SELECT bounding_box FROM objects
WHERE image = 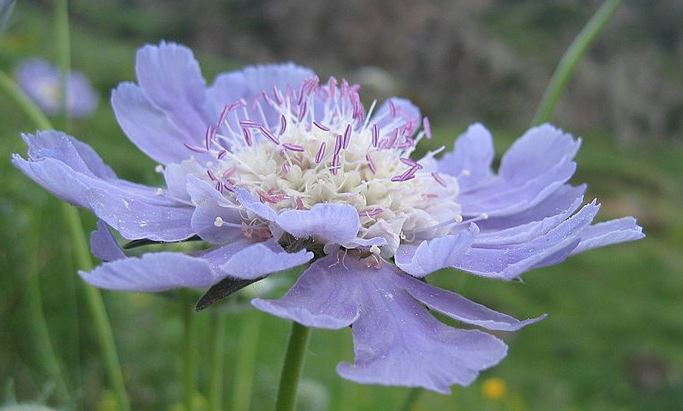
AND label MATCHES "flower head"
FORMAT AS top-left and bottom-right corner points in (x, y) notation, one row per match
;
(12, 42), (644, 394)
(16, 58), (98, 118)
